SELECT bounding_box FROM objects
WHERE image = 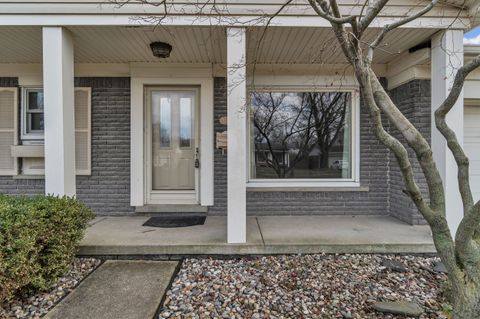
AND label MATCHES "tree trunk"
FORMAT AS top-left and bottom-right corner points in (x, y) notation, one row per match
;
(320, 150), (329, 168)
(452, 288), (480, 319)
